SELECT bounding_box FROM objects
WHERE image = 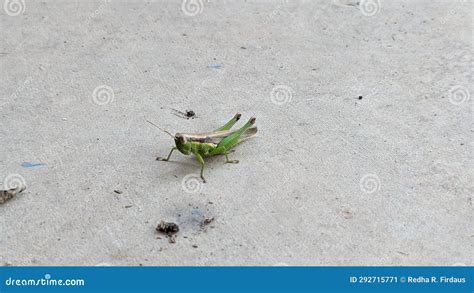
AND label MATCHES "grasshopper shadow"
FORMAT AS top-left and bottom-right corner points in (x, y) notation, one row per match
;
(156, 154), (230, 181)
